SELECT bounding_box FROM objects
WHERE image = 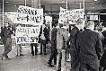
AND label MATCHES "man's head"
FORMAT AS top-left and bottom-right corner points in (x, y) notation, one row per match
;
(76, 18), (83, 25)
(85, 21), (95, 31)
(4, 22), (9, 27)
(75, 18), (85, 30)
